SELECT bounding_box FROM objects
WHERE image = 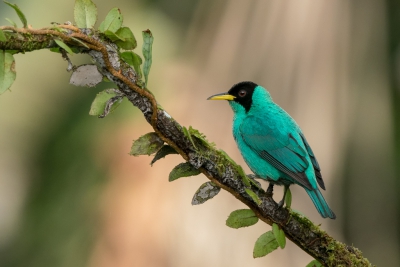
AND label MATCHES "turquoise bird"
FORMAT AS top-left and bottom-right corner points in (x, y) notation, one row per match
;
(208, 81), (335, 219)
